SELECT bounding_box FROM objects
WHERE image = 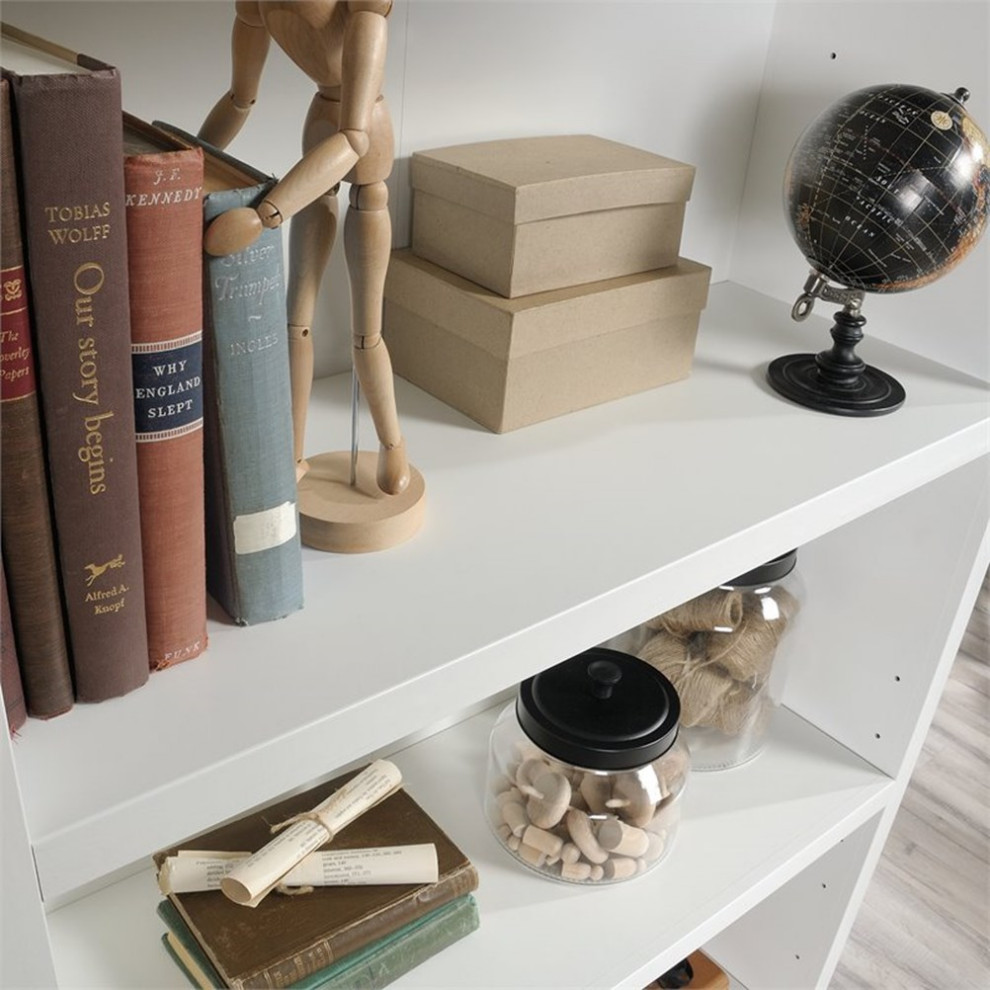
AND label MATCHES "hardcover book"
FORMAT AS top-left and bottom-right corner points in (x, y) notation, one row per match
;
(155, 121), (303, 626)
(157, 894), (480, 990)
(1, 563), (28, 735)
(3, 31), (149, 700)
(123, 114), (208, 667)
(151, 767), (480, 989)
(0, 72), (73, 717)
